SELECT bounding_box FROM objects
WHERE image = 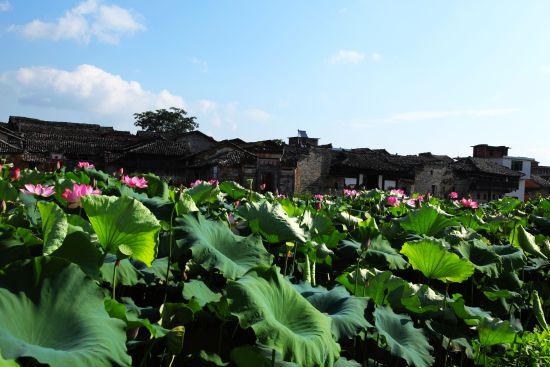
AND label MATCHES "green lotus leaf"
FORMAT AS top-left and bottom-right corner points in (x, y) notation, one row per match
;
(351, 217), (380, 243)
(373, 306), (434, 367)
(516, 225), (547, 259)
(364, 270), (408, 305)
(166, 326), (186, 355)
(51, 229), (102, 278)
(400, 237), (474, 283)
(175, 192), (199, 215)
(478, 318), (517, 346)
(400, 206), (457, 237)
(230, 345), (299, 367)
(0, 257), (131, 367)
(533, 290), (549, 331)
(186, 182), (221, 204)
(238, 201), (307, 243)
(448, 294), (493, 326)
(175, 214), (273, 279)
(335, 268), (369, 297)
(143, 173), (169, 199)
(455, 240), (501, 277)
(81, 195), (161, 266)
(334, 357), (362, 367)
(296, 284), (370, 340)
(364, 235), (408, 270)
(336, 211), (363, 227)
(182, 279), (222, 307)
(424, 320), (473, 359)
(0, 181), (17, 201)
(101, 255), (141, 286)
(219, 181), (248, 200)
(309, 213), (335, 237)
(492, 244), (526, 272)
(104, 298), (168, 338)
(0, 349), (20, 367)
(227, 267), (340, 367)
(444, 226), (482, 245)
(400, 283), (445, 314)
(38, 201), (68, 255)
(199, 350), (229, 366)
